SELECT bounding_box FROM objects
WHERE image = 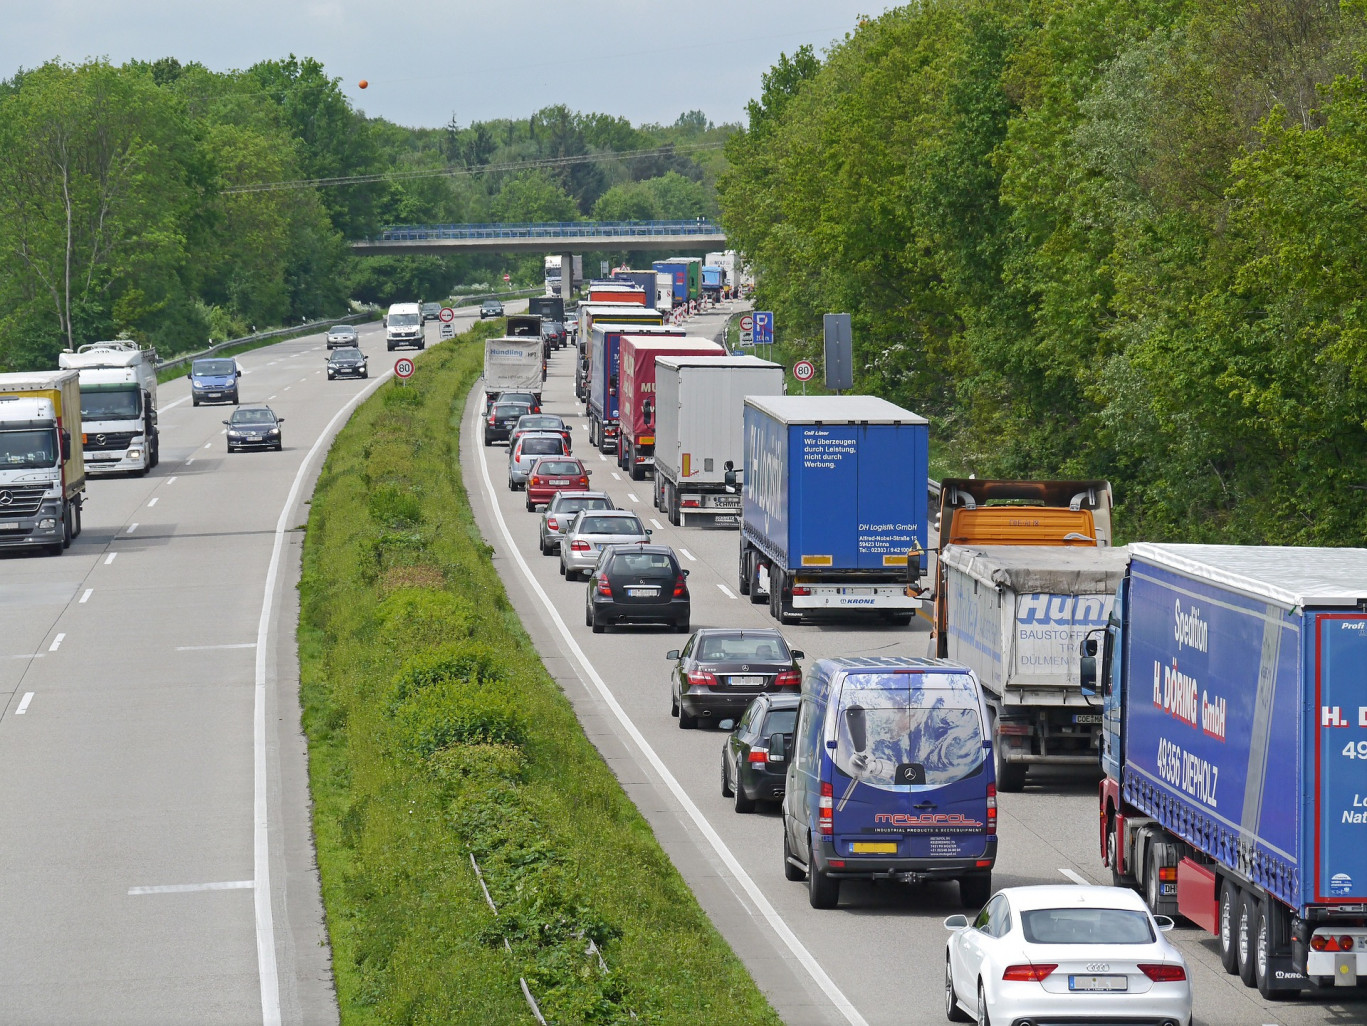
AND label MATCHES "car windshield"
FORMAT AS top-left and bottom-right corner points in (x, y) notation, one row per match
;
(330, 326), (354, 336)
(0, 428), (57, 468)
(543, 321), (563, 332)
(331, 348), (362, 359)
(696, 633), (791, 662)
(610, 551), (675, 577)
(763, 709), (799, 735)
(194, 360), (235, 376)
(519, 417), (561, 430)
(557, 496), (610, 512)
(520, 438), (563, 456)
(536, 461), (580, 475)
(232, 409), (275, 425)
(1020, 907), (1155, 945)
(580, 516), (643, 535)
(494, 404), (530, 417)
(390, 313), (419, 326)
(501, 393), (535, 404)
